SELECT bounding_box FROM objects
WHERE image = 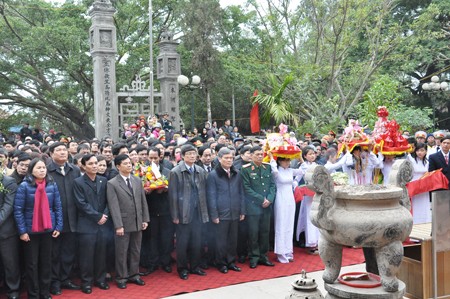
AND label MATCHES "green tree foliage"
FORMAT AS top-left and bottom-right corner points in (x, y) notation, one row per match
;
(176, 0), (223, 129)
(0, 0), (447, 138)
(0, 0), (174, 138)
(0, 0), (94, 138)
